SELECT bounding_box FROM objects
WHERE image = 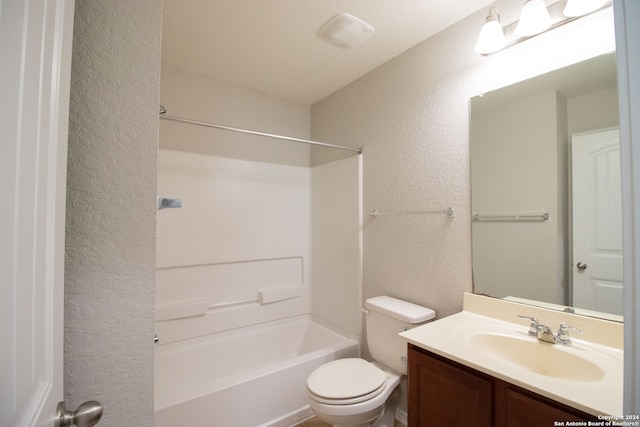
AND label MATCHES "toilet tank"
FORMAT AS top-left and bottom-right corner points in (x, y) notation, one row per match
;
(365, 296), (435, 374)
